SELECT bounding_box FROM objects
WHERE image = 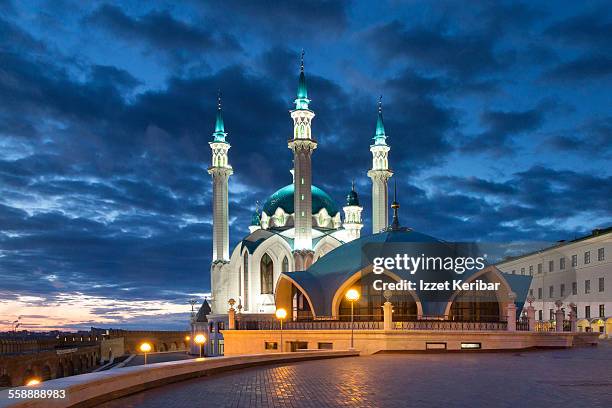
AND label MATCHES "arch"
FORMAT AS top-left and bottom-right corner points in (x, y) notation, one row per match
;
(275, 274), (316, 320)
(589, 318), (605, 334)
(444, 266), (513, 321)
(260, 253), (274, 294)
(23, 368), (34, 385)
(161, 342), (169, 352)
(330, 268), (424, 319)
(41, 365), (51, 381)
(282, 256), (289, 273)
(577, 318), (590, 332)
(605, 317), (612, 338)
